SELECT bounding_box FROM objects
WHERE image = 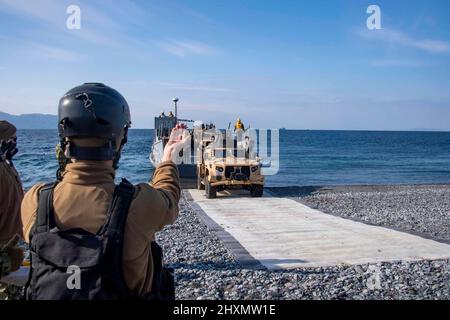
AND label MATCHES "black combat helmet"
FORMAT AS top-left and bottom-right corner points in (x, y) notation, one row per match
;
(57, 83), (131, 168)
